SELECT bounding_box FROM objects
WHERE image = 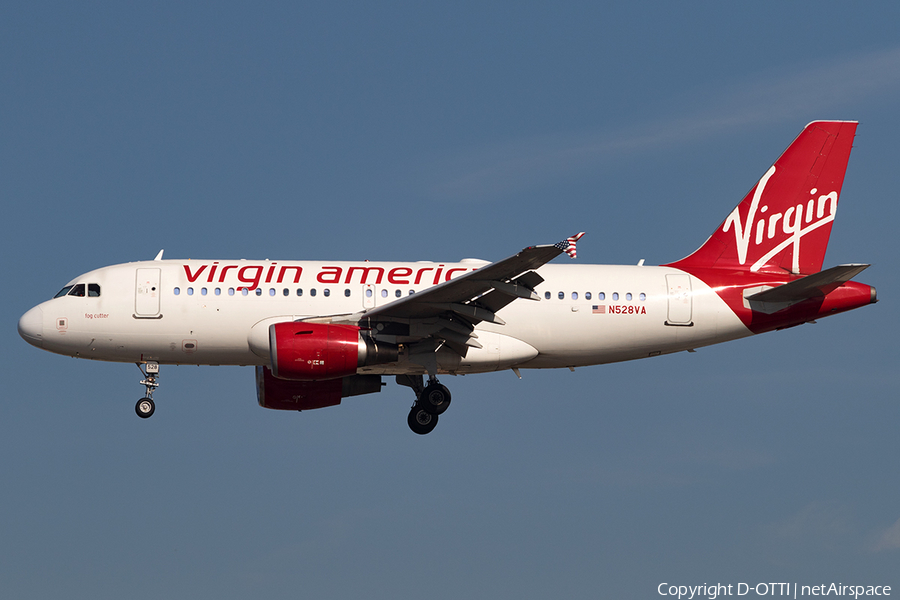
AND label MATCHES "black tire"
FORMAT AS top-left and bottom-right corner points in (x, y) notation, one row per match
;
(135, 397), (155, 419)
(419, 383), (451, 415)
(408, 405), (438, 435)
